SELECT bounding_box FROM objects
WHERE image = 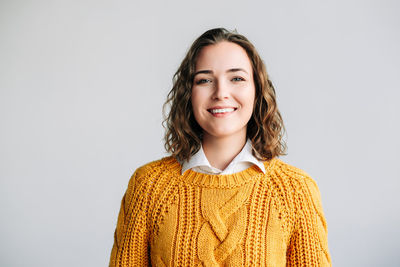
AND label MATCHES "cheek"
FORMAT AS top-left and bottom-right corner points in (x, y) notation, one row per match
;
(248, 85), (256, 107)
(190, 91), (207, 129)
(190, 90), (203, 122)
(238, 88), (256, 110)
(190, 91), (199, 112)
(191, 88), (207, 111)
